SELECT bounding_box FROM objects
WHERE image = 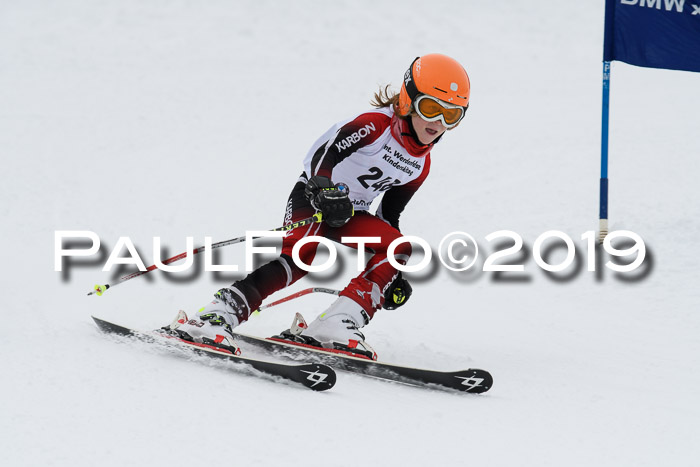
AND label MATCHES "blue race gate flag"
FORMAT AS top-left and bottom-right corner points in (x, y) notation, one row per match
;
(604, 0), (700, 73)
(598, 0), (700, 242)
